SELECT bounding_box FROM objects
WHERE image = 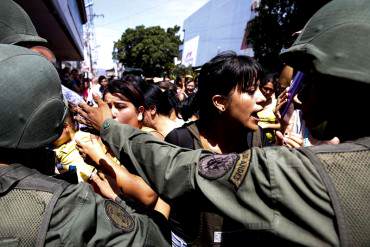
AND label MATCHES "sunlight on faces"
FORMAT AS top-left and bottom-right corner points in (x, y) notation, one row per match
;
(225, 84), (266, 131)
(104, 92), (141, 128)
